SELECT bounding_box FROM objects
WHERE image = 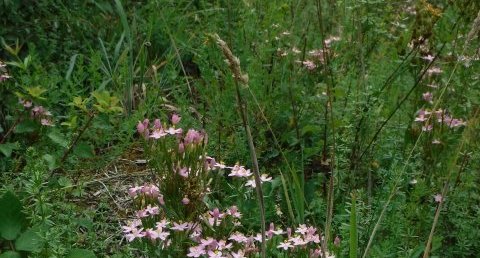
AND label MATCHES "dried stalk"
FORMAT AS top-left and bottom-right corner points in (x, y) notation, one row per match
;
(213, 34), (266, 258)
